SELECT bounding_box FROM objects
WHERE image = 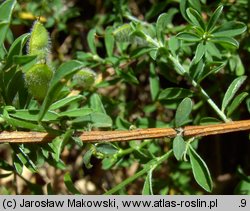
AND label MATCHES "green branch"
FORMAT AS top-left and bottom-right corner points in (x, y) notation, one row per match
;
(104, 150), (173, 195)
(168, 55), (229, 122)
